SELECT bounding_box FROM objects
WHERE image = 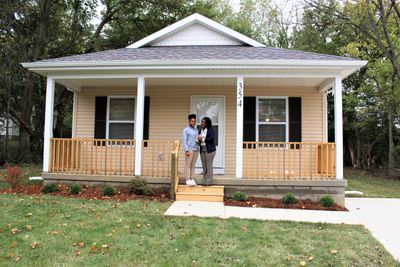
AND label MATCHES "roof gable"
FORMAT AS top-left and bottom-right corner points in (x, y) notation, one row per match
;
(126, 13), (265, 48)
